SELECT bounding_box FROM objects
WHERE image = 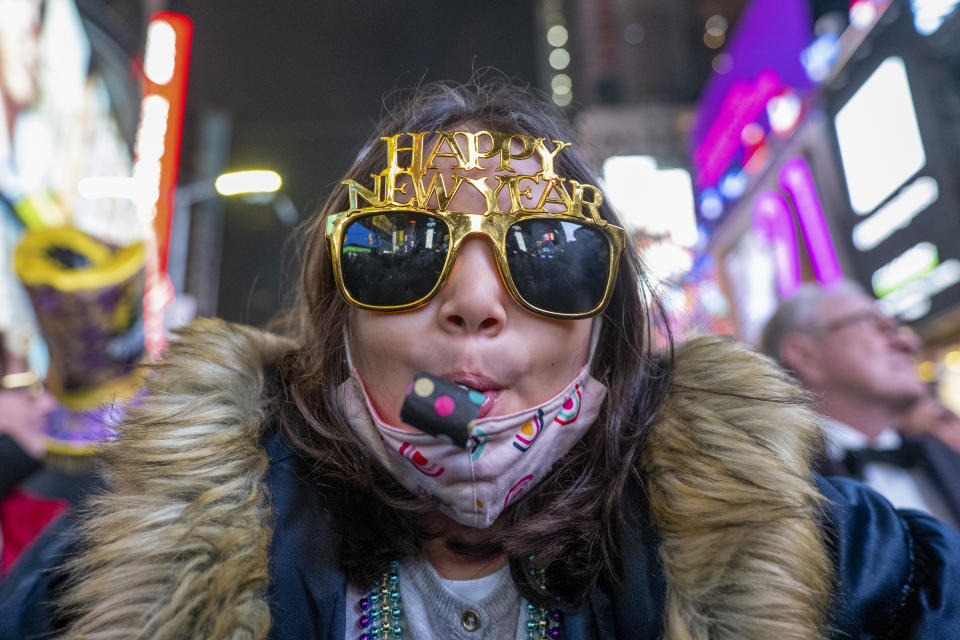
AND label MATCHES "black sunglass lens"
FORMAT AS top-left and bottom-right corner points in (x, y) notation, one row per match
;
(505, 219), (610, 314)
(340, 213), (450, 306)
